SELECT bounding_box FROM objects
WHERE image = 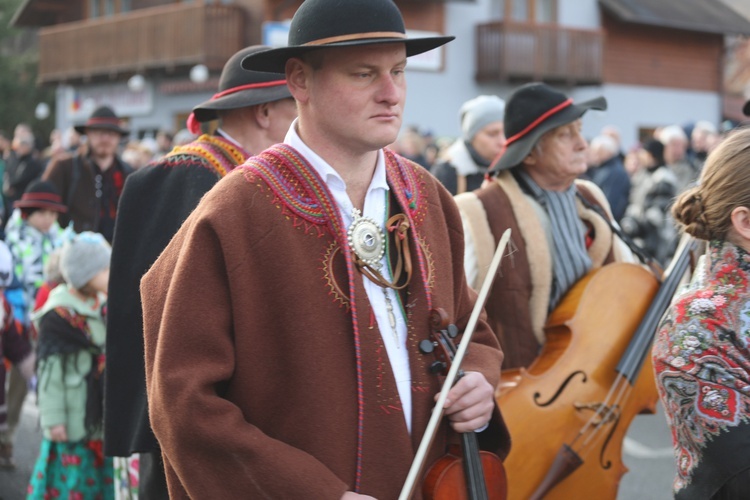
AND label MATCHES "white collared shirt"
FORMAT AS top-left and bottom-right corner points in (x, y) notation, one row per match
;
(284, 120), (413, 433)
(216, 128), (244, 151)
